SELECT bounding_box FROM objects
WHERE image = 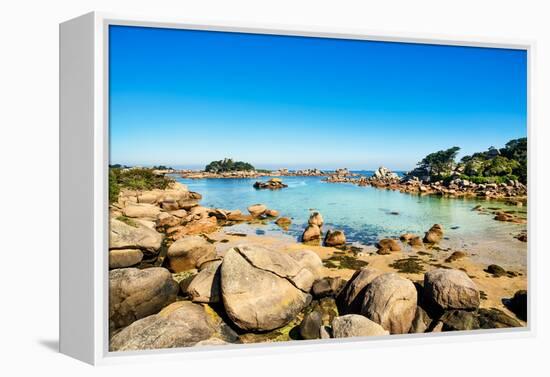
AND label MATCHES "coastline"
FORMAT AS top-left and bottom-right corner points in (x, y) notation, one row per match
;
(108, 178), (527, 350)
(171, 166), (527, 201)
